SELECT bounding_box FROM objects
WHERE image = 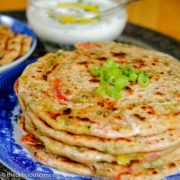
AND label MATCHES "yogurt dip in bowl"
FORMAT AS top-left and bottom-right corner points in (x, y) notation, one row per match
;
(27, 0), (127, 45)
